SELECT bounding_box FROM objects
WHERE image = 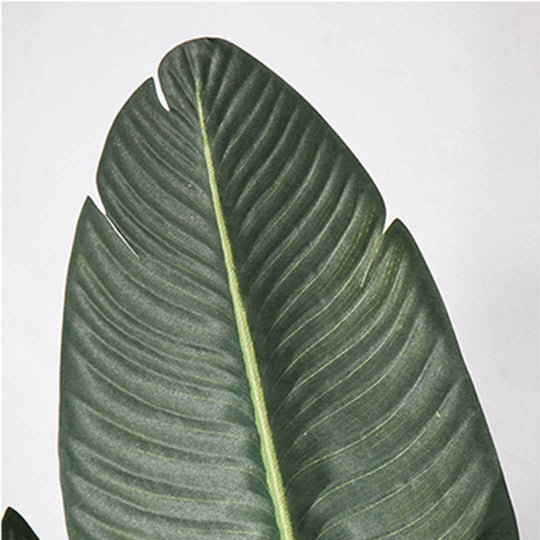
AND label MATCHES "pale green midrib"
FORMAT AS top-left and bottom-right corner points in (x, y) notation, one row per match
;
(196, 88), (295, 540)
